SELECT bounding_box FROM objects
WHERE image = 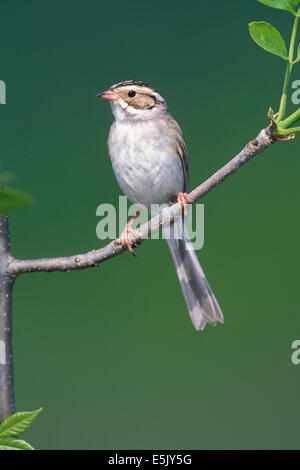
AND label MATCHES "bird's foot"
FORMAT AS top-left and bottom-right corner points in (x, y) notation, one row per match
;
(175, 192), (192, 217)
(118, 211), (141, 256)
